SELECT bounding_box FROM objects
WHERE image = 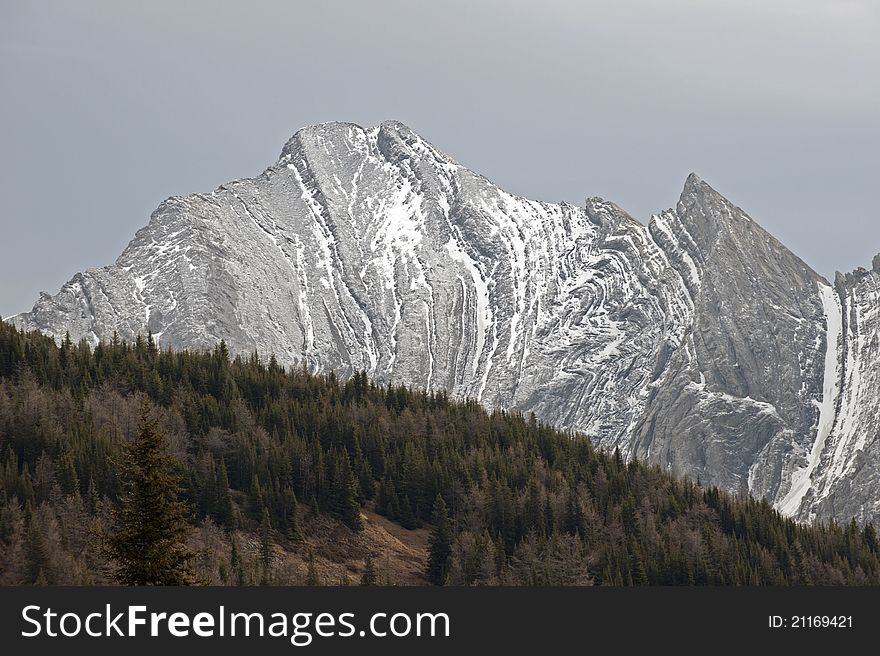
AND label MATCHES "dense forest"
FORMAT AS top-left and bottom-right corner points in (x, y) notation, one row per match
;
(1, 319), (879, 585)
